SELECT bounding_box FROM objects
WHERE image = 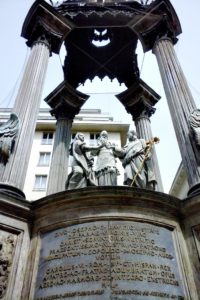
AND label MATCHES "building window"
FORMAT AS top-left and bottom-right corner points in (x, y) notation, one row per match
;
(34, 175), (47, 190)
(90, 133), (99, 145)
(42, 132), (53, 145)
(38, 152), (51, 166)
